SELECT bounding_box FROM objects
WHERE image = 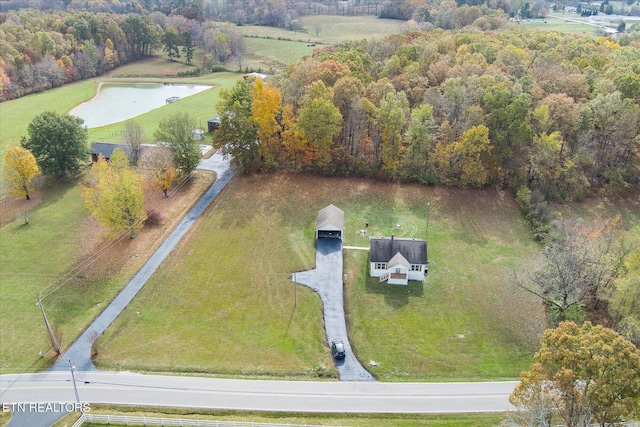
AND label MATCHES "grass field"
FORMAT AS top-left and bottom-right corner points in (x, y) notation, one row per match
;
(53, 406), (506, 427)
(0, 64), (238, 372)
(96, 174), (545, 380)
(239, 15), (405, 45)
(0, 169), (215, 373)
(520, 15), (606, 35)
